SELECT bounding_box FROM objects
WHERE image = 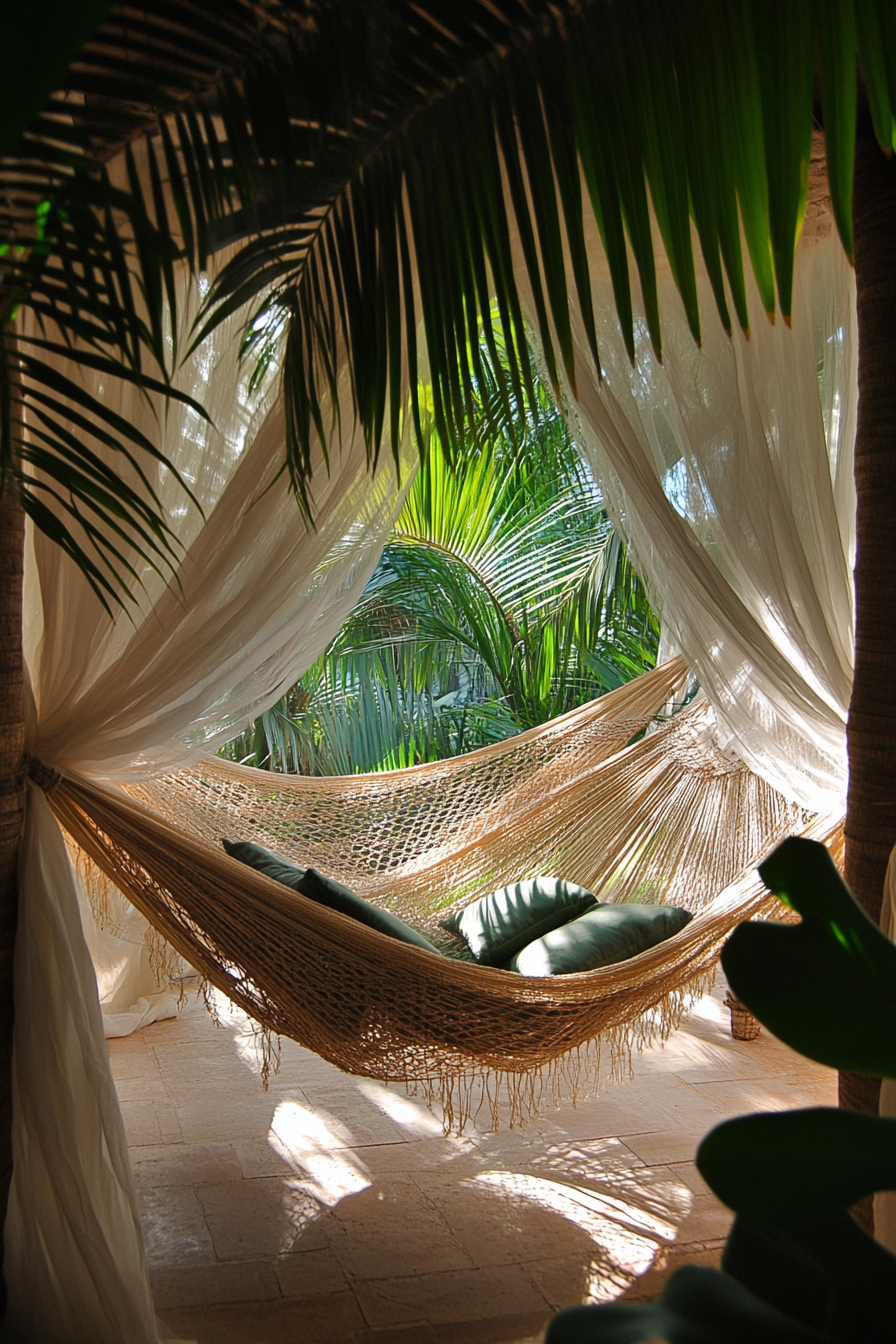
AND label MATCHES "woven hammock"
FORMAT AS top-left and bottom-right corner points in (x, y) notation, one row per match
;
(42, 657), (840, 1129)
